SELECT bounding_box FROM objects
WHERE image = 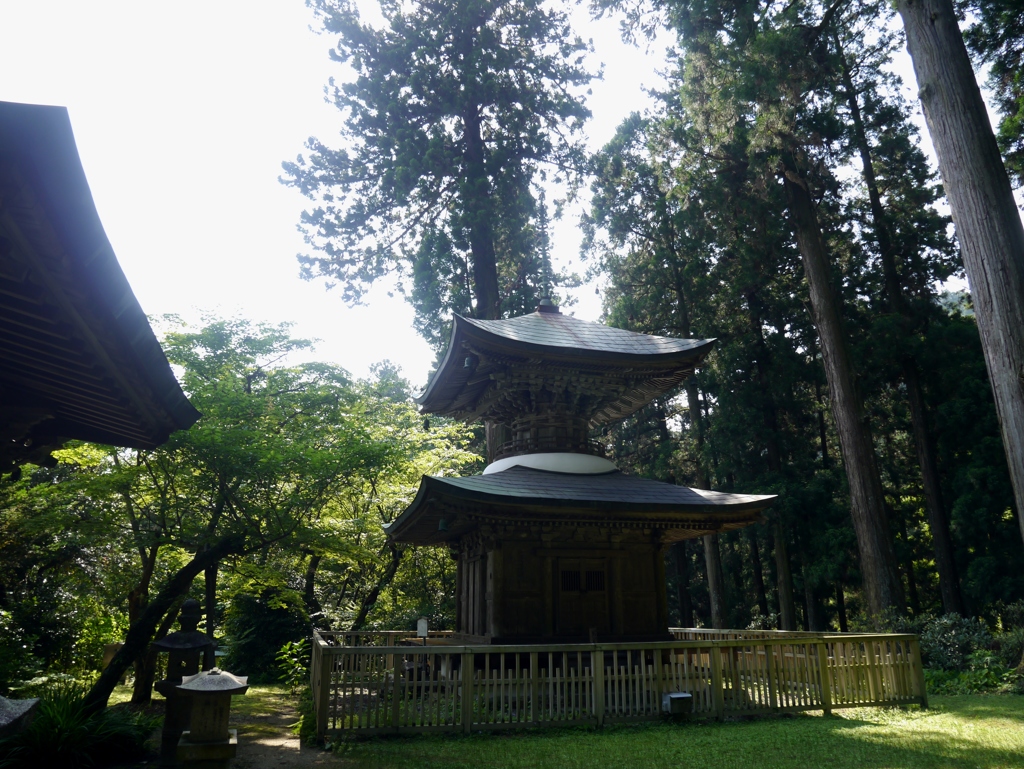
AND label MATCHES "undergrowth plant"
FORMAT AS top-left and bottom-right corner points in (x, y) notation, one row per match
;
(0, 677), (158, 769)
